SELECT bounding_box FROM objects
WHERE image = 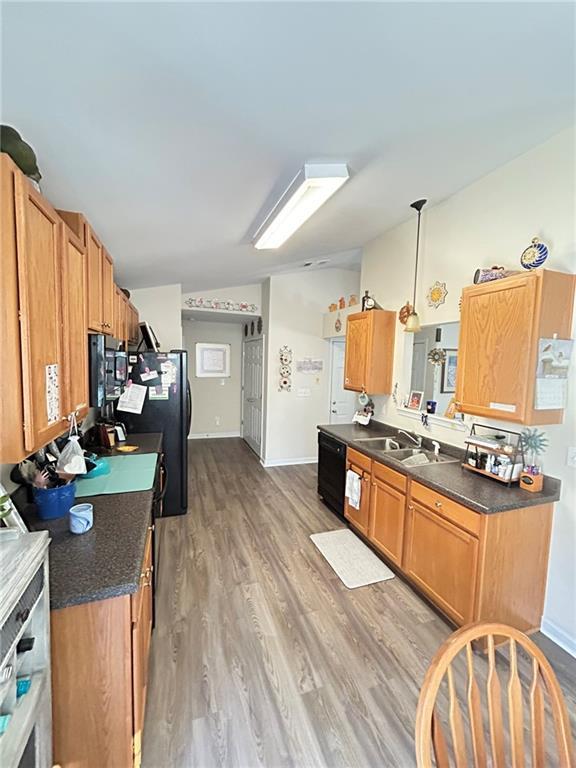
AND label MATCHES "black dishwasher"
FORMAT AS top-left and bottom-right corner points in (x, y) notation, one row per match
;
(317, 431), (347, 517)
